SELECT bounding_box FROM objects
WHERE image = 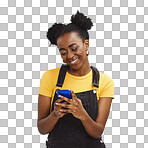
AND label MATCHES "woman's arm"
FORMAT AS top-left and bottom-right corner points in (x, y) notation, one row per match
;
(37, 94), (67, 134)
(80, 97), (112, 139)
